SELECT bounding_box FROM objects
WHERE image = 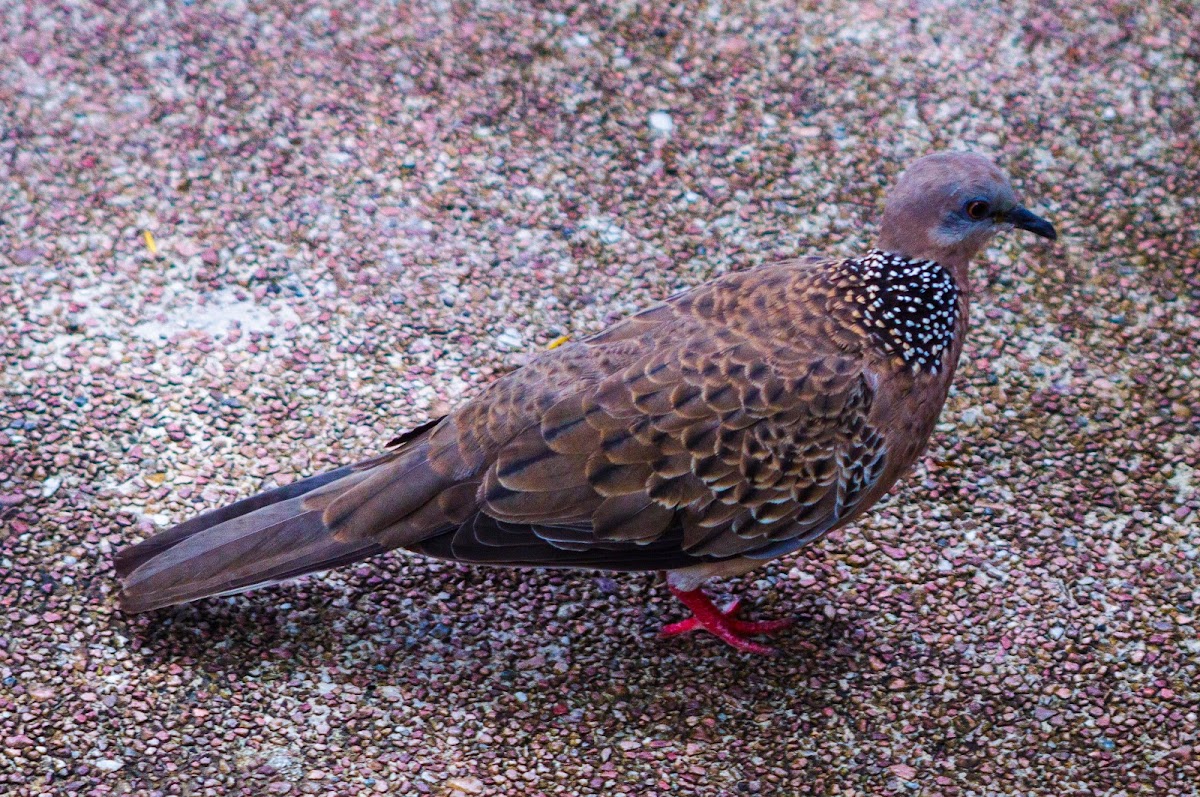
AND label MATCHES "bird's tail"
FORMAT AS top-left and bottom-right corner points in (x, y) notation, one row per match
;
(114, 454), (397, 614)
